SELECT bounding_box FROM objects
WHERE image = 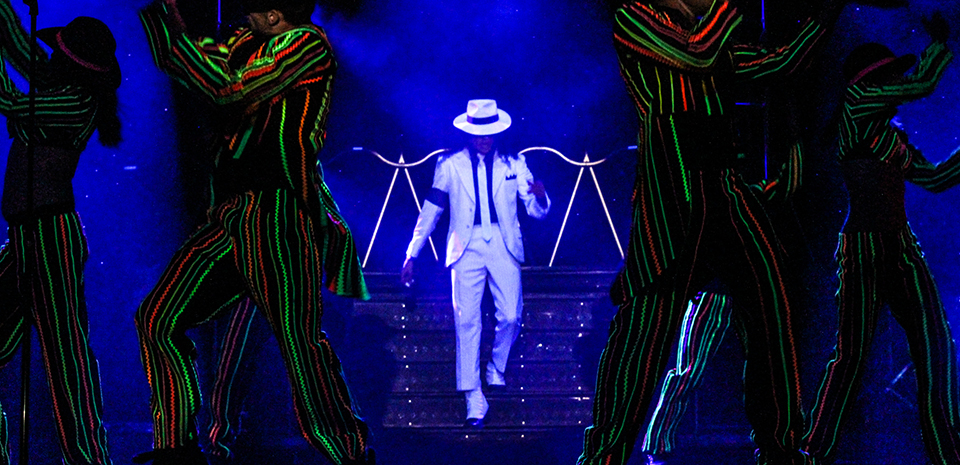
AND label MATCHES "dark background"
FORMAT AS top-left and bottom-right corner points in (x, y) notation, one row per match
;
(0, 0), (958, 463)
